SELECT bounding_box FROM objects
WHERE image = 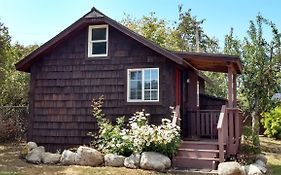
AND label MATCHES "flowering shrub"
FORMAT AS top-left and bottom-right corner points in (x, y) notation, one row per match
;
(89, 96), (181, 157)
(89, 96), (133, 156)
